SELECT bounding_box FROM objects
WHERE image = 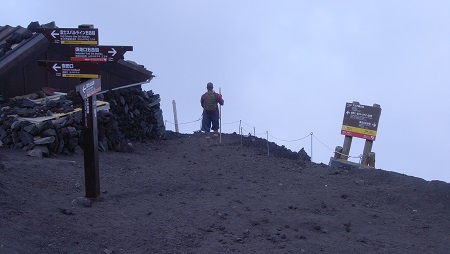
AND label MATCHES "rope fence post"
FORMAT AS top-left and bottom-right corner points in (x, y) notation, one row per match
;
(240, 127), (243, 146)
(266, 131), (269, 156)
(310, 132), (313, 161)
(239, 120), (241, 136)
(172, 100), (179, 133)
